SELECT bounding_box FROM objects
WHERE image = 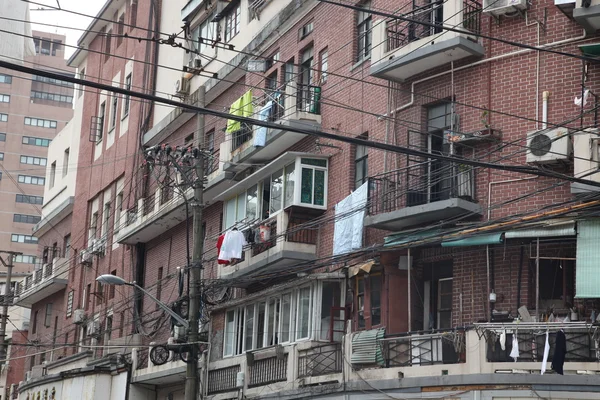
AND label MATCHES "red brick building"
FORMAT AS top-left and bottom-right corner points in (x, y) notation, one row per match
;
(17, 0), (600, 398)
